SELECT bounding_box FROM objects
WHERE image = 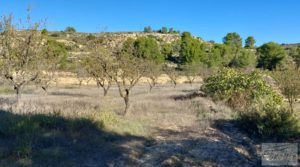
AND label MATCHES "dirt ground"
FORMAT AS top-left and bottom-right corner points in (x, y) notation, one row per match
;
(0, 83), (294, 167)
